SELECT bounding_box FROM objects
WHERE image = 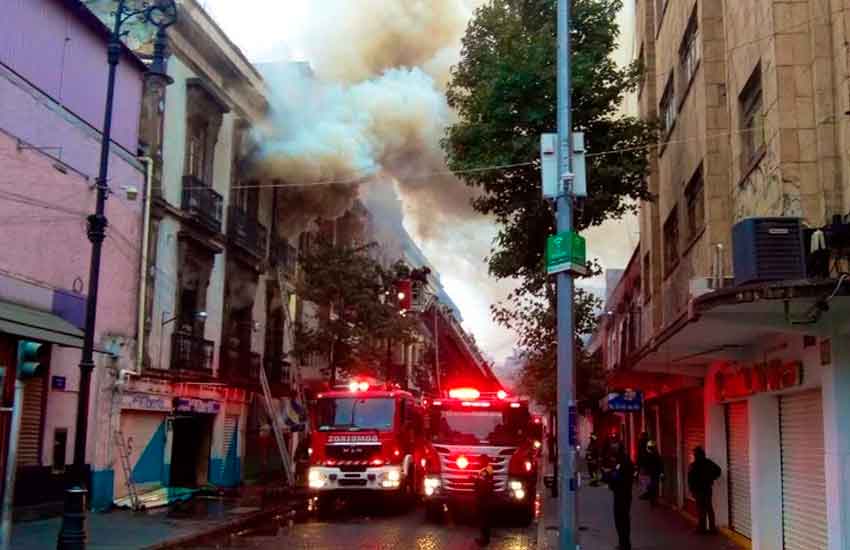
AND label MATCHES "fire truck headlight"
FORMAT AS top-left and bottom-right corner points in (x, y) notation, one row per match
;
(308, 469), (327, 489)
(387, 468), (401, 482)
(524, 461), (533, 472)
(534, 440), (542, 450)
(424, 477), (440, 496)
(509, 480), (526, 500)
